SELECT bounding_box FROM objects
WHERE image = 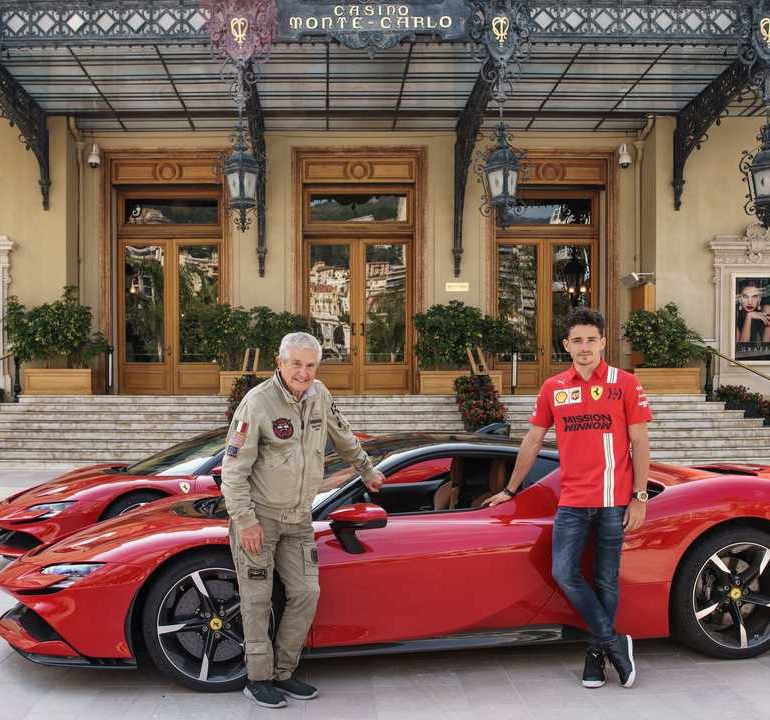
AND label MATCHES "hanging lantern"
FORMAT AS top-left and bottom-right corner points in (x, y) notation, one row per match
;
(224, 121), (260, 233)
(741, 121), (770, 228)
